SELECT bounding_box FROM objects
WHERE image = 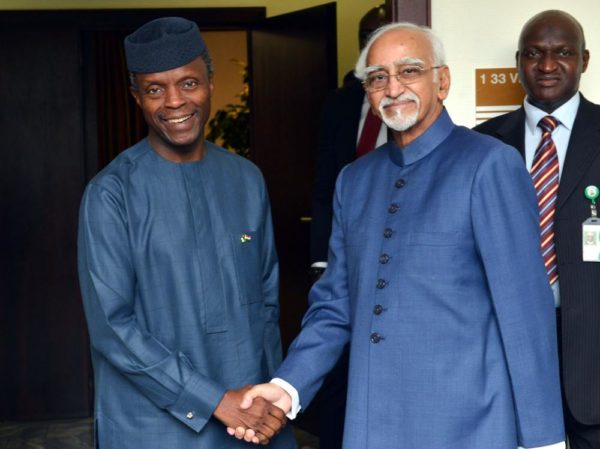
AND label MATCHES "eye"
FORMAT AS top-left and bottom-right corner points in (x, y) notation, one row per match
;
(182, 79), (199, 89)
(370, 72), (388, 82)
(522, 49), (541, 58)
(145, 86), (163, 96)
(400, 65), (423, 77)
(557, 48), (574, 57)
(366, 72), (388, 86)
